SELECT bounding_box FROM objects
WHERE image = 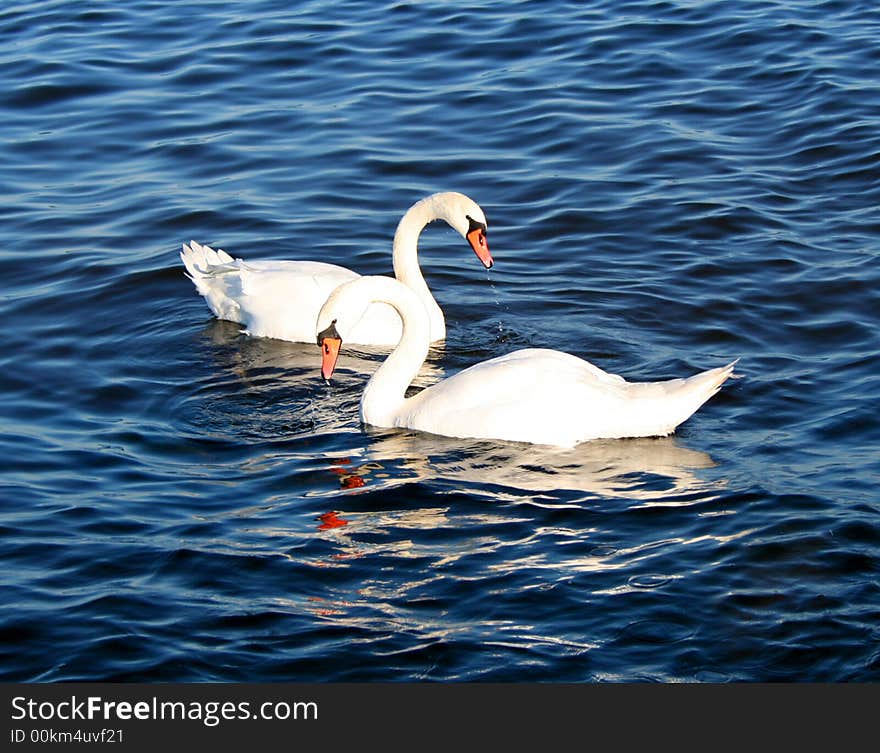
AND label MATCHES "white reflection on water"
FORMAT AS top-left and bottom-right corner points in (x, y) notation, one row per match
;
(318, 428), (727, 503)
